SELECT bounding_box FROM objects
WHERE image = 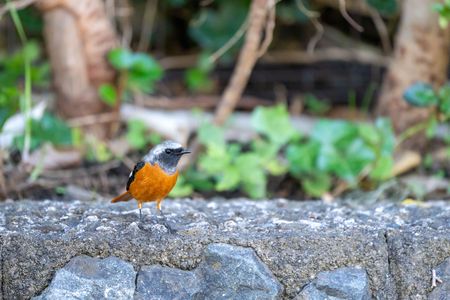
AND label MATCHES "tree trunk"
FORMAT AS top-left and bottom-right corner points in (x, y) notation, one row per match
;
(36, 0), (118, 139)
(376, 0), (450, 149)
